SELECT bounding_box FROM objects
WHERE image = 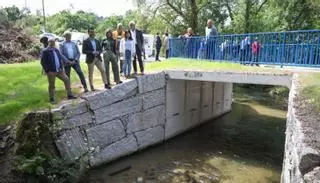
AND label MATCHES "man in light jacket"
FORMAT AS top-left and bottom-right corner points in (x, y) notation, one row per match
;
(59, 32), (88, 92)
